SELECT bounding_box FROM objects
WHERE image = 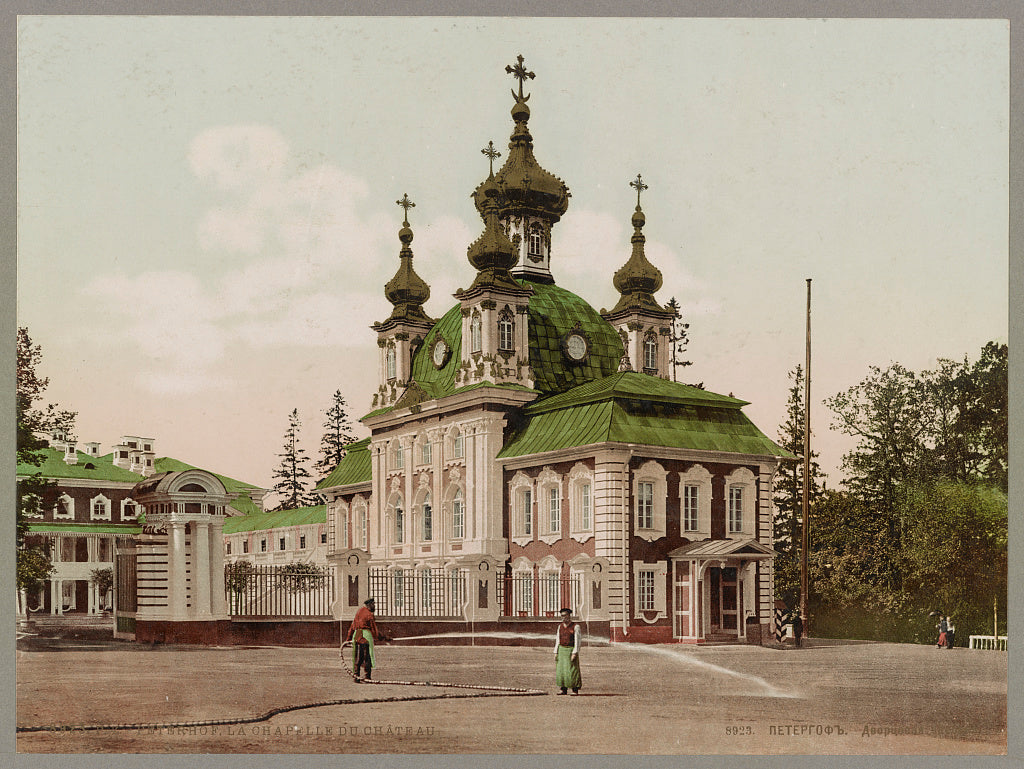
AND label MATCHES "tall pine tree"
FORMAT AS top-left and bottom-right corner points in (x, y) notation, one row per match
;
(316, 389), (355, 479)
(271, 408), (316, 511)
(665, 296), (693, 383)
